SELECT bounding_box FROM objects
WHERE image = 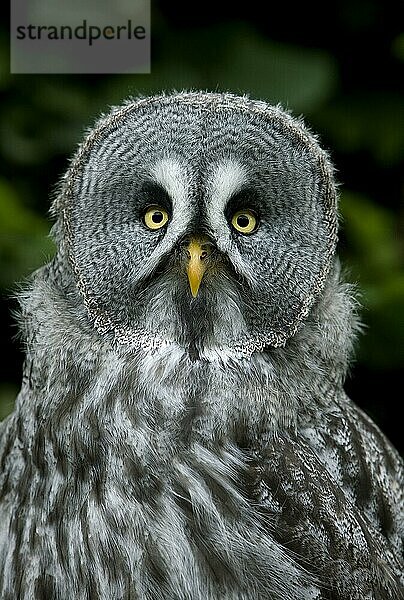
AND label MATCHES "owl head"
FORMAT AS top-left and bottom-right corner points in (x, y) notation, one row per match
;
(51, 92), (338, 358)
